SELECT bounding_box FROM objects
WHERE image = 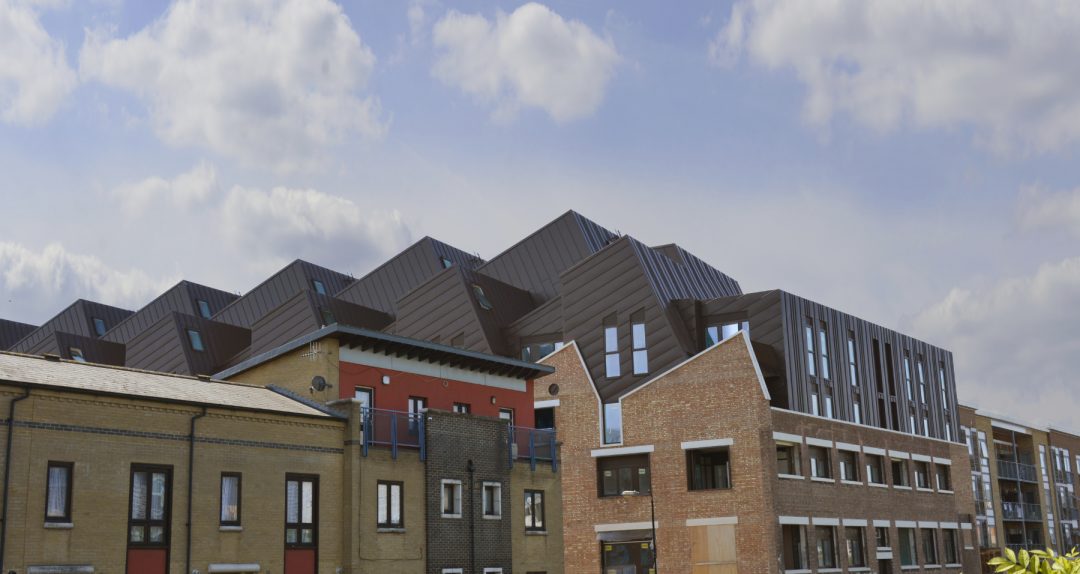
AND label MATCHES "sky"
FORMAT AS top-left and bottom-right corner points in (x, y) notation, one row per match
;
(2, 0), (1080, 428)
